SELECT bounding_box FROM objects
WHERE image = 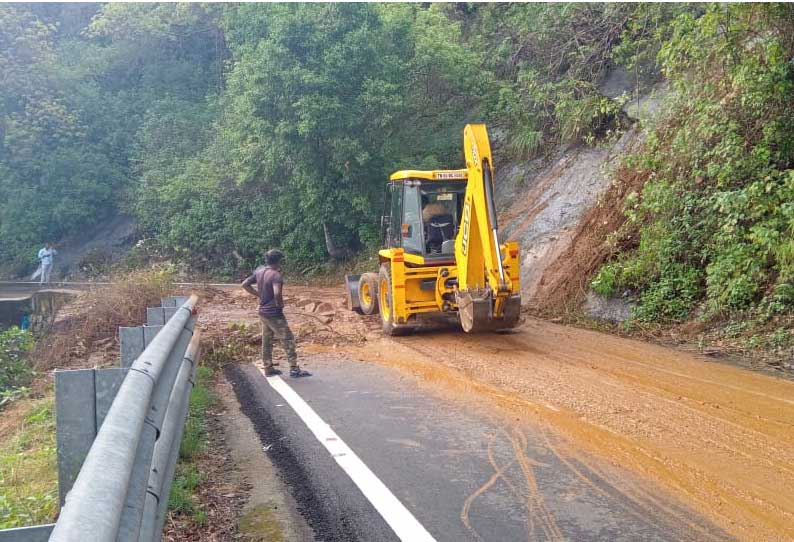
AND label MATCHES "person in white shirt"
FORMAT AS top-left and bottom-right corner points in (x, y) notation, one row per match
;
(37, 243), (57, 284)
